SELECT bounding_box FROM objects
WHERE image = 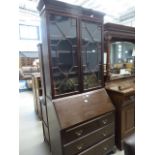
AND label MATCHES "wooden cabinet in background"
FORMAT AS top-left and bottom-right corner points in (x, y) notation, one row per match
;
(38, 44), (51, 150)
(32, 74), (42, 119)
(121, 101), (135, 138)
(103, 23), (135, 81)
(104, 23), (135, 150)
(106, 85), (135, 150)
